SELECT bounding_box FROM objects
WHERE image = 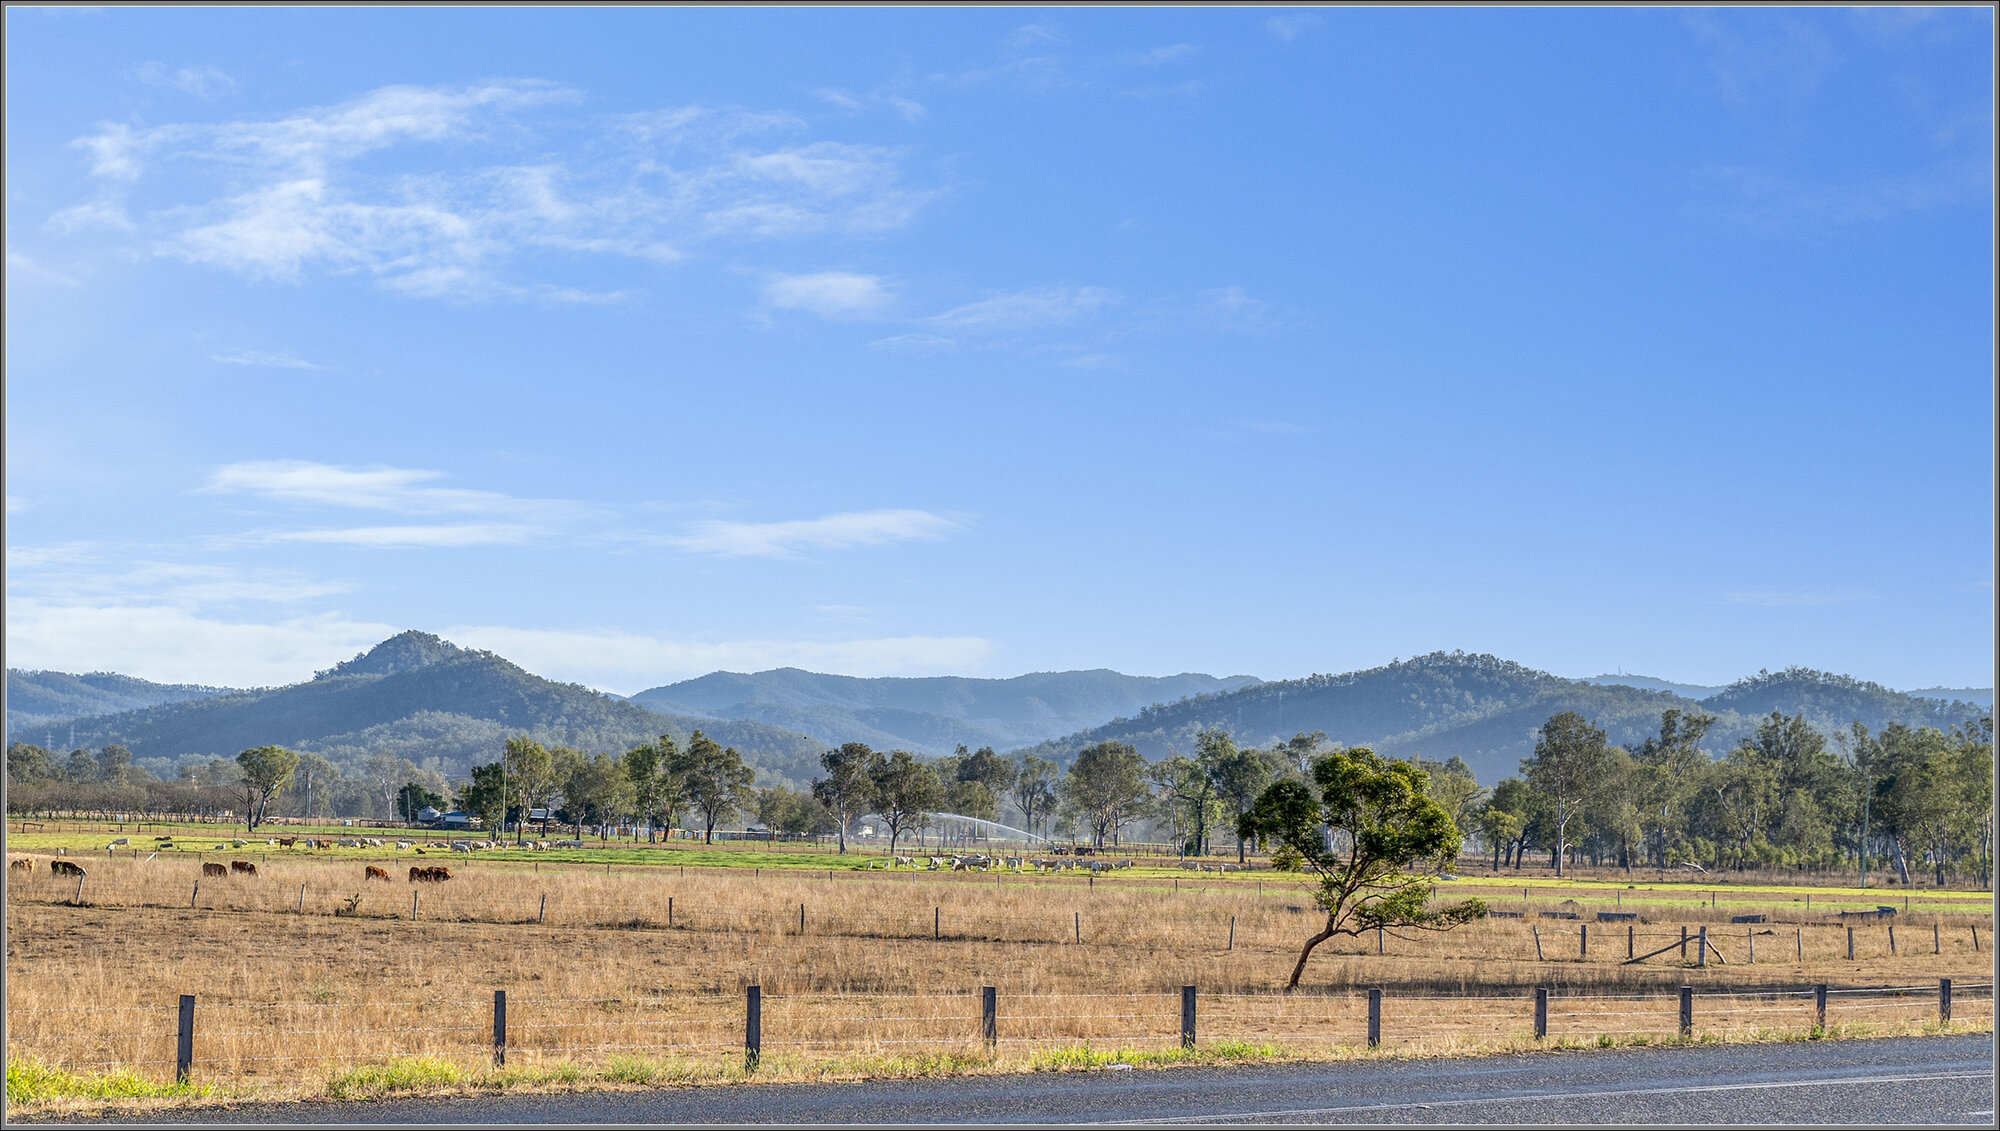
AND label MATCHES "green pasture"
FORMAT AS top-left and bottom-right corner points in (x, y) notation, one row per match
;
(6, 819), (1992, 916)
